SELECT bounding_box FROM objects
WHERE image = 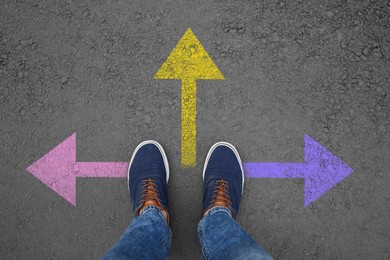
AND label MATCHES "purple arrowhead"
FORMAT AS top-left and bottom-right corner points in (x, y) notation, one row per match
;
(26, 133), (128, 206)
(244, 134), (353, 207)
